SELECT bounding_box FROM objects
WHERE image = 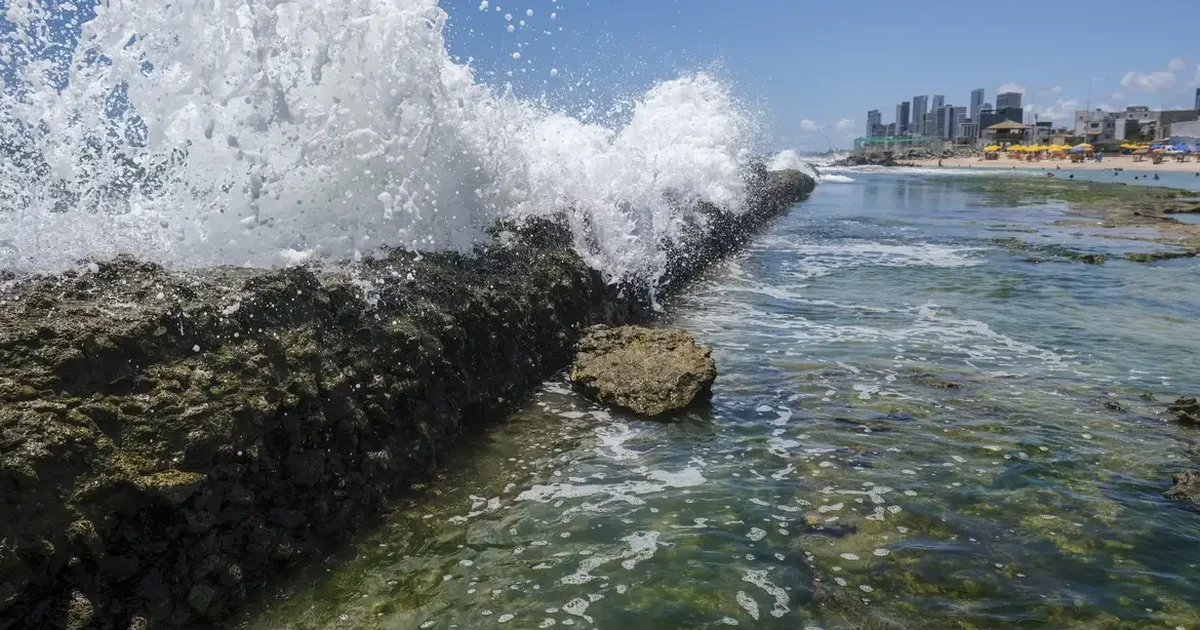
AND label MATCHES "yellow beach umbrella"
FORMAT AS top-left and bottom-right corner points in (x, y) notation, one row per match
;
(1074, 143), (1094, 150)
(984, 145), (1000, 152)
